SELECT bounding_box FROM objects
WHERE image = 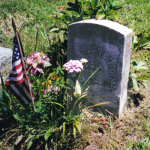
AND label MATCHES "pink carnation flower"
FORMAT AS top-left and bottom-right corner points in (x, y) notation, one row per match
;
(63, 60), (84, 73)
(26, 51), (50, 76)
